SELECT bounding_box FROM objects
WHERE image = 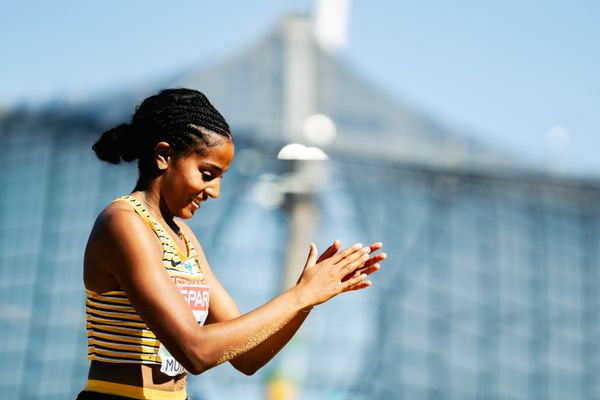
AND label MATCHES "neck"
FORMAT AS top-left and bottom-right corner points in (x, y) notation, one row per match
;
(131, 186), (176, 229)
